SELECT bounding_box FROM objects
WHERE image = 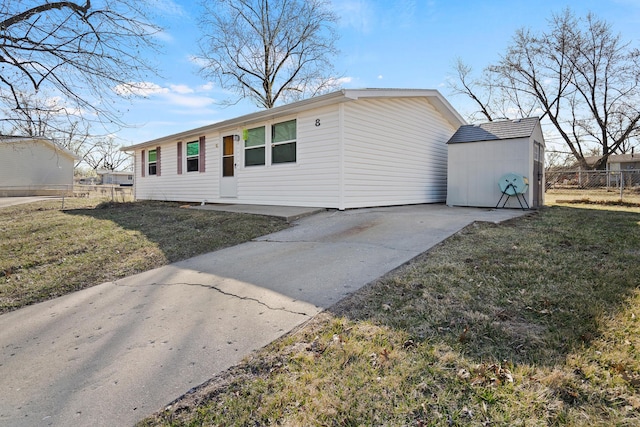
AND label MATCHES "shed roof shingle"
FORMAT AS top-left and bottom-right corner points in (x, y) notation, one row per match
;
(448, 117), (539, 144)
